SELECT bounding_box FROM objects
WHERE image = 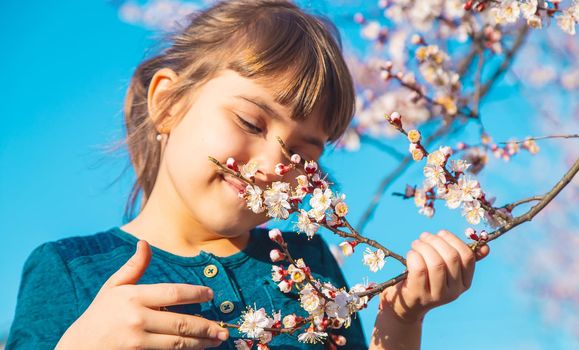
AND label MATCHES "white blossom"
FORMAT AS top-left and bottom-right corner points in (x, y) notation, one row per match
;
(557, 10), (576, 35)
(497, 0), (521, 24)
(234, 339), (253, 350)
(458, 176), (482, 202)
(245, 185), (264, 214)
(520, 0), (538, 20)
(263, 181), (291, 219)
(300, 284), (323, 313)
(462, 200), (486, 225)
(271, 265), (284, 282)
(278, 280), (292, 293)
(296, 209), (320, 238)
(309, 188), (333, 212)
(282, 314), (298, 328)
(444, 183), (463, 209)
(288, 264), (306, 283)
(450, 159), (470, 173)
(324, 290), (355, 324)
(419, 205), (435, 218)
(297, 329), (328, 344)
(361, 20), (381, 40)
(239, 160), (260, 179)
(444, 0), (465, 19)
(239, 307), (271, 338)
(349, 283), (370, 310)
(414, 187), (427, 208)
(423, 164), (447, 189)
(362, 248), (386, 272)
